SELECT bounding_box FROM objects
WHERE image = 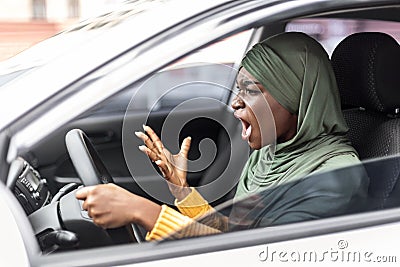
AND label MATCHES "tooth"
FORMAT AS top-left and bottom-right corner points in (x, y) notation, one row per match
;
(246, 125), (252, 137)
